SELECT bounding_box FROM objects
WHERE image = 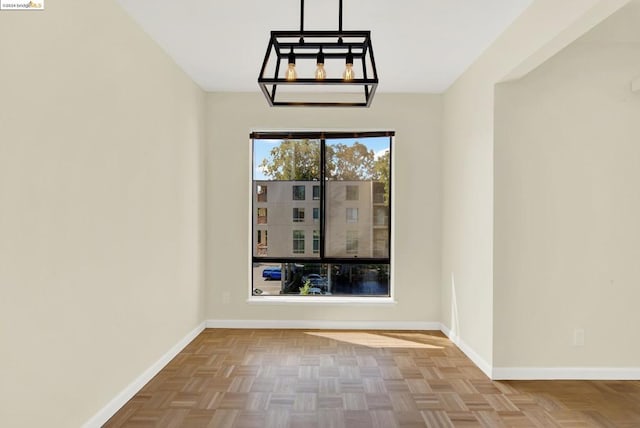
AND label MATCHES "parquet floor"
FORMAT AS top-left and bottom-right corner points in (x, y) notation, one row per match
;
(104, 329), (640, 427)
